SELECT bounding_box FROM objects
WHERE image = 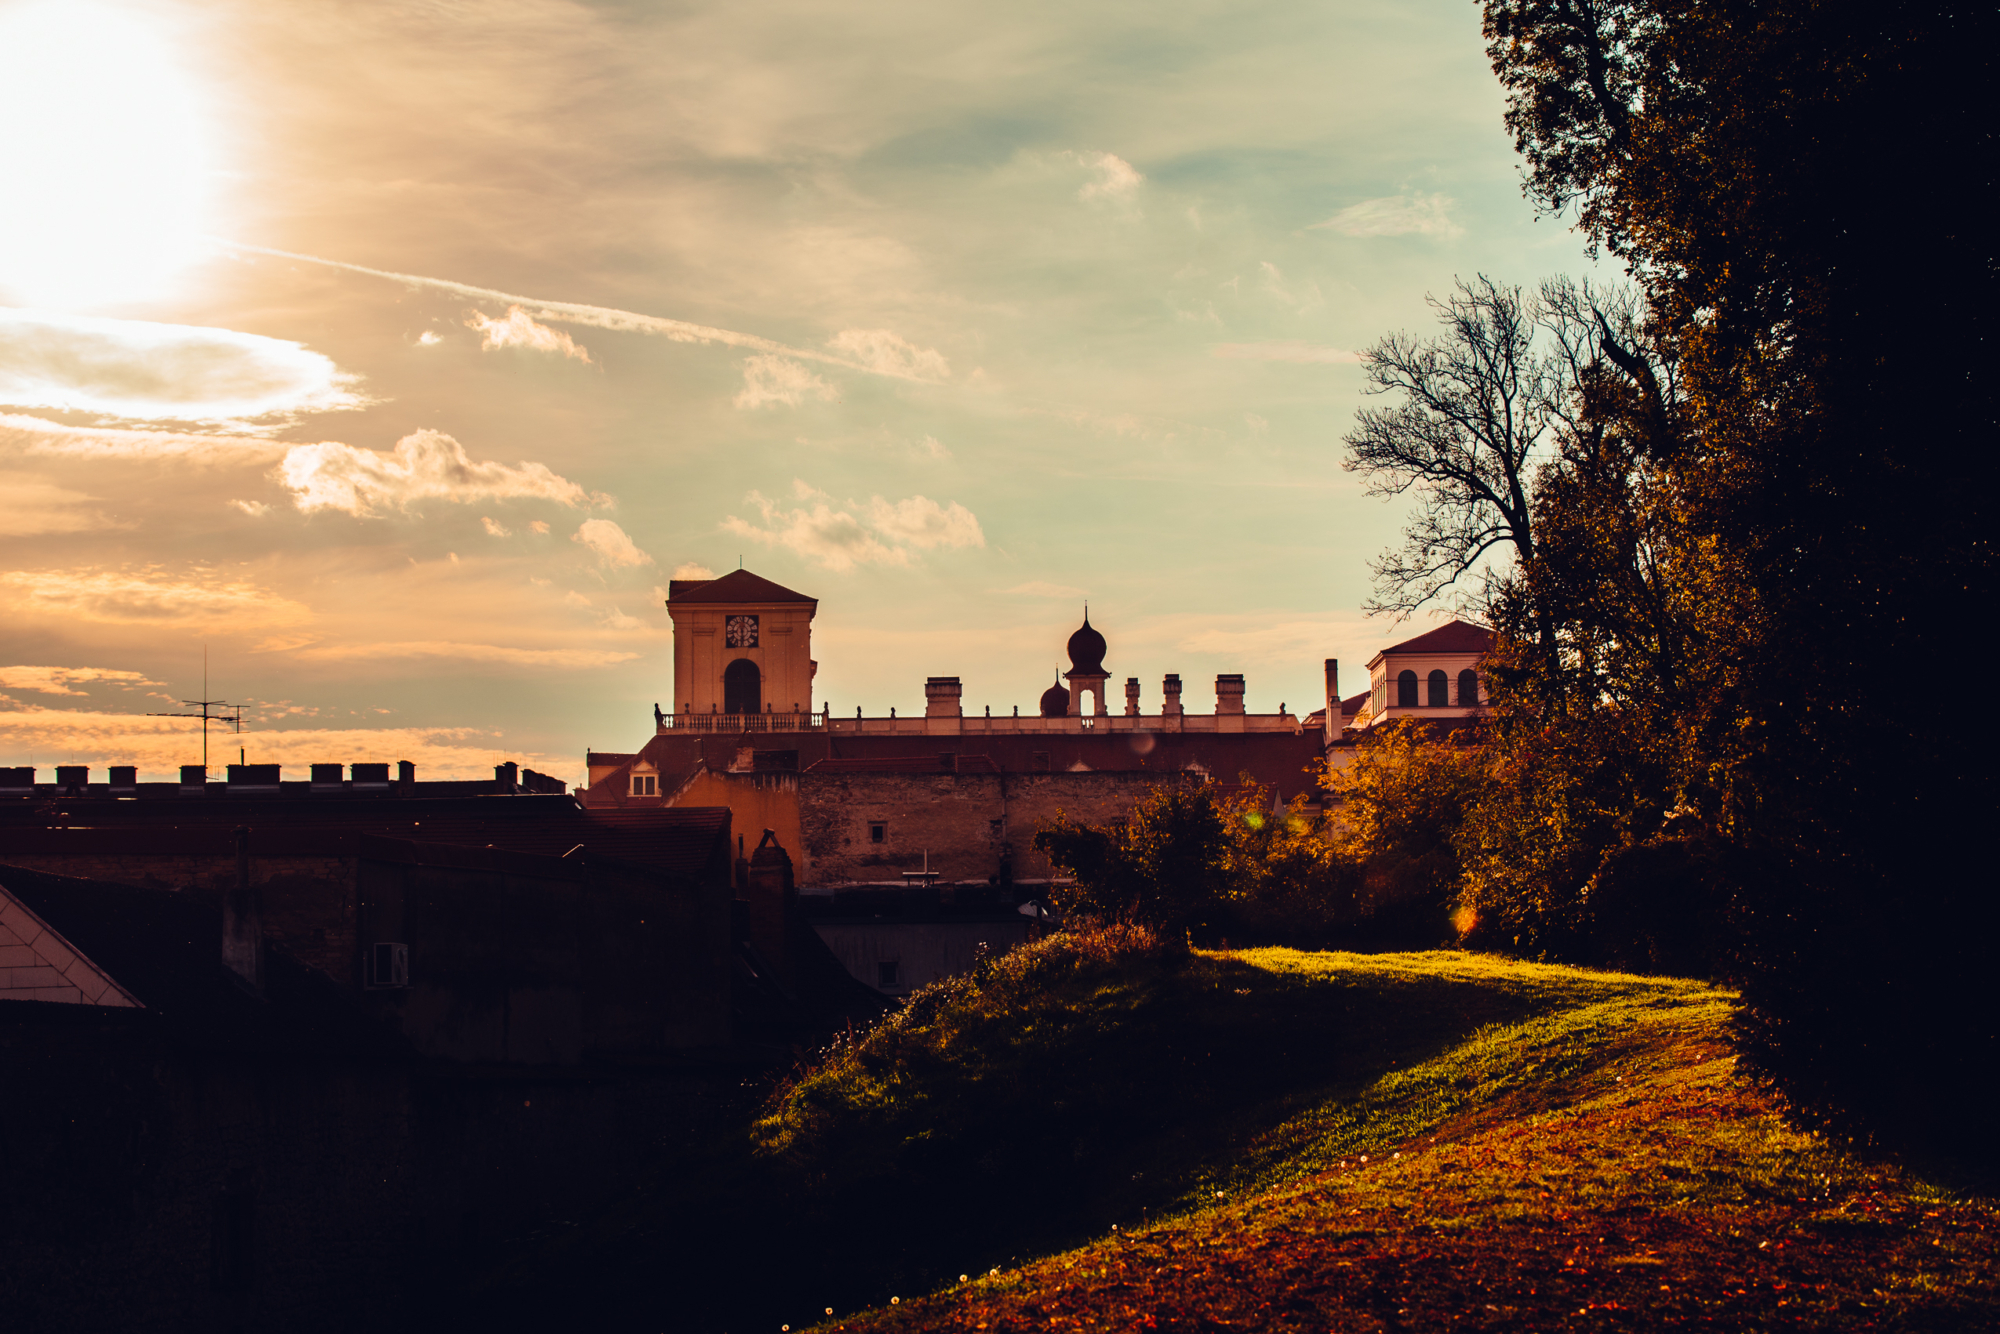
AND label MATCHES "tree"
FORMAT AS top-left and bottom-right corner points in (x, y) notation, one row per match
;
(1481, 0), (1999, 1172)
(1343, 275), (1556, 622)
